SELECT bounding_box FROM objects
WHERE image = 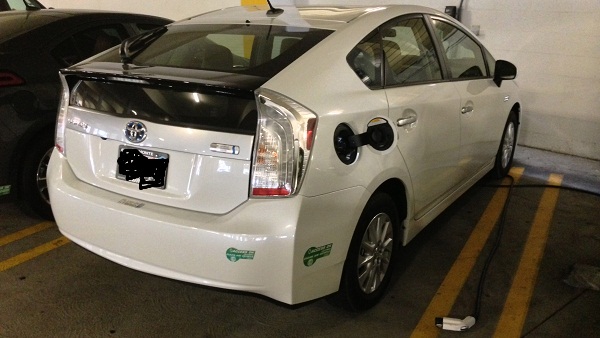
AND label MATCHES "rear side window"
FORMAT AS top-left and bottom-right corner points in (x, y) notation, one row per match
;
(431, 19), (487, 79)
(5, 0), (43, 10)
(348, 16), (443, 89)
(346, 30), (383, 89)
(381, 17), (442, 86)
(6, 0), (27, 10)
(102, 24), (332, 77)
